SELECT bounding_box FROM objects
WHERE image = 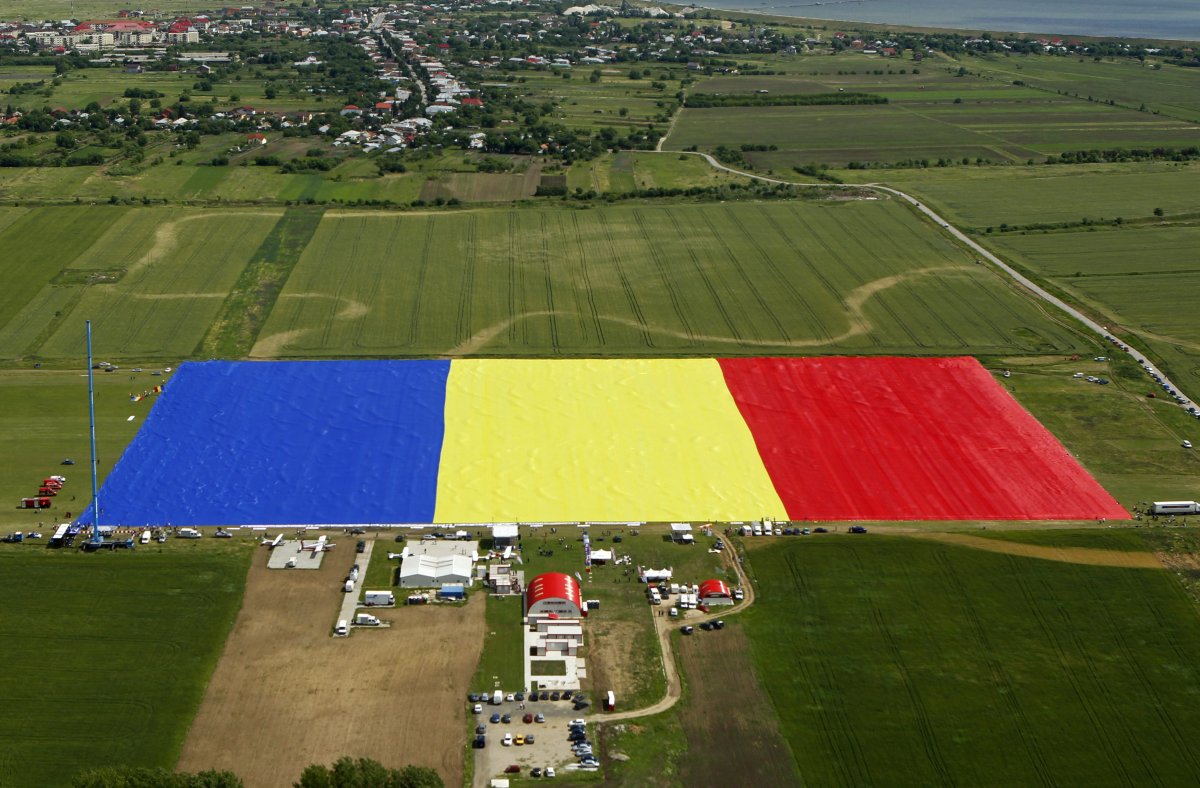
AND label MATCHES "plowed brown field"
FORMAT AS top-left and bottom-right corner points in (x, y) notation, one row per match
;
(176, 545), (484, 787)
